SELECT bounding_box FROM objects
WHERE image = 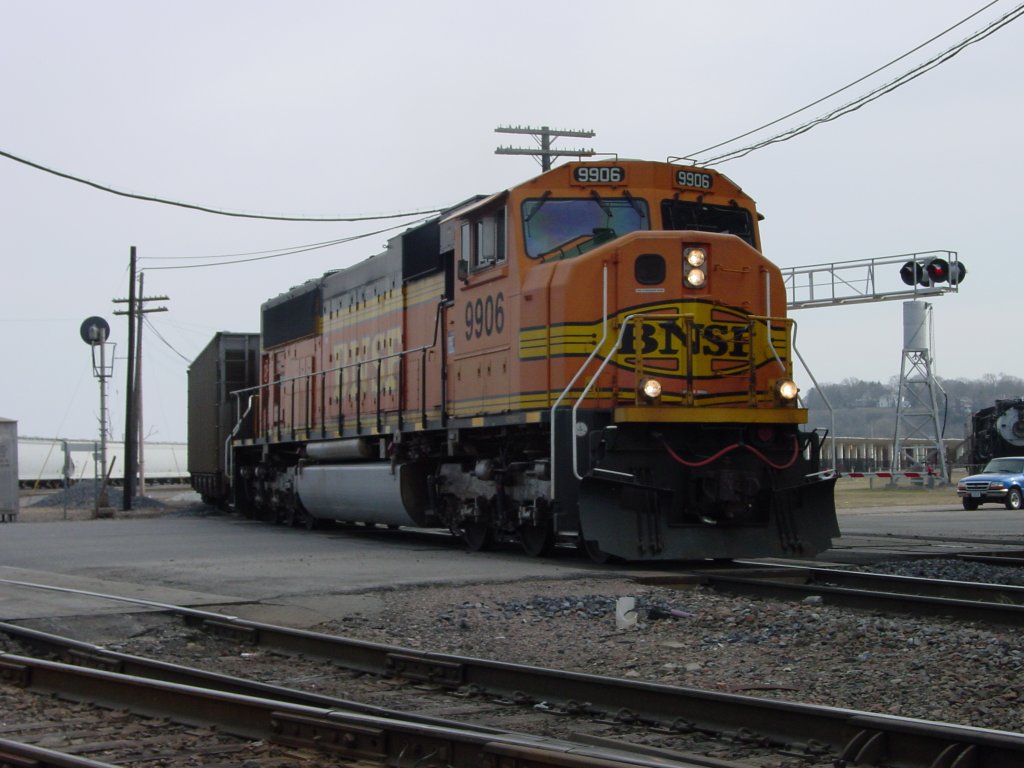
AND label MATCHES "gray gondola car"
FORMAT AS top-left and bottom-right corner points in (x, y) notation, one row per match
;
(187, 332), (260, 503)
(0, 418), (18, 521)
